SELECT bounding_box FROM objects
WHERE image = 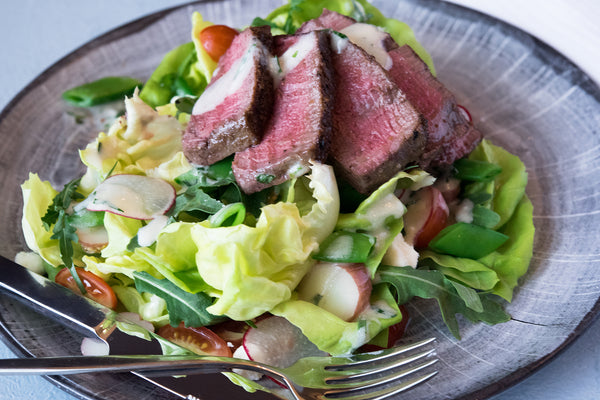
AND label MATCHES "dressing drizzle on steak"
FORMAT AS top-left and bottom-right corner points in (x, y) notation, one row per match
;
(299, 10), (482, 173)
(182, 10), (484, 196)
(232, 31), (335, 194)
(182, 26), (275, 166)
(327, 34), (426, 193)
